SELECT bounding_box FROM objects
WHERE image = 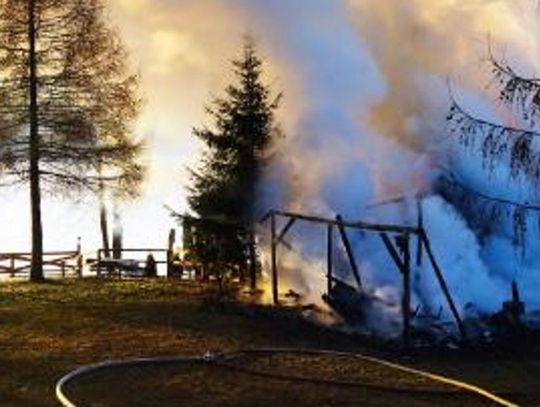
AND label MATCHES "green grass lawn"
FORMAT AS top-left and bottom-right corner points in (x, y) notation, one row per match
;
(0, 278), (537, 406)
